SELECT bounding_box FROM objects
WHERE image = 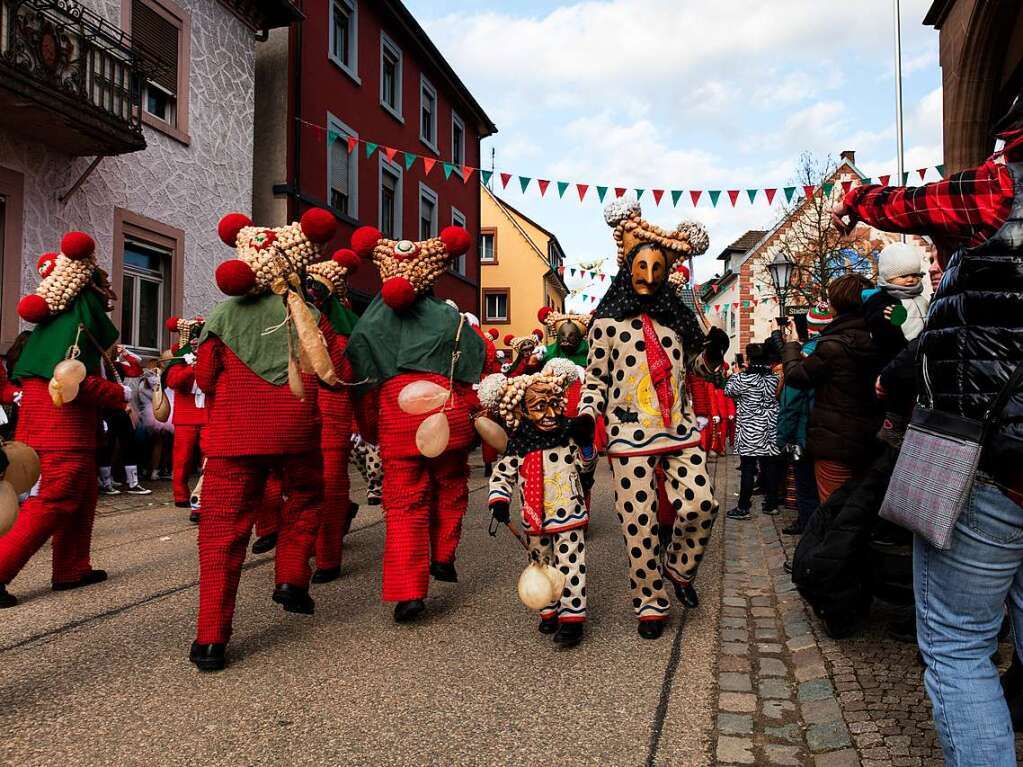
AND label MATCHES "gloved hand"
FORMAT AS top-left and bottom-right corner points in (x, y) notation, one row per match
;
(121, 384), (133, 402)
(713, 415), (721, 424)
(490, 501), (510, 525)
(568, 415), (595, 447)
(696, 416), (709, 430)
(183, 352), (196, 366)
(704, 327), (730, 366)
(12, 390), (22, 406)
